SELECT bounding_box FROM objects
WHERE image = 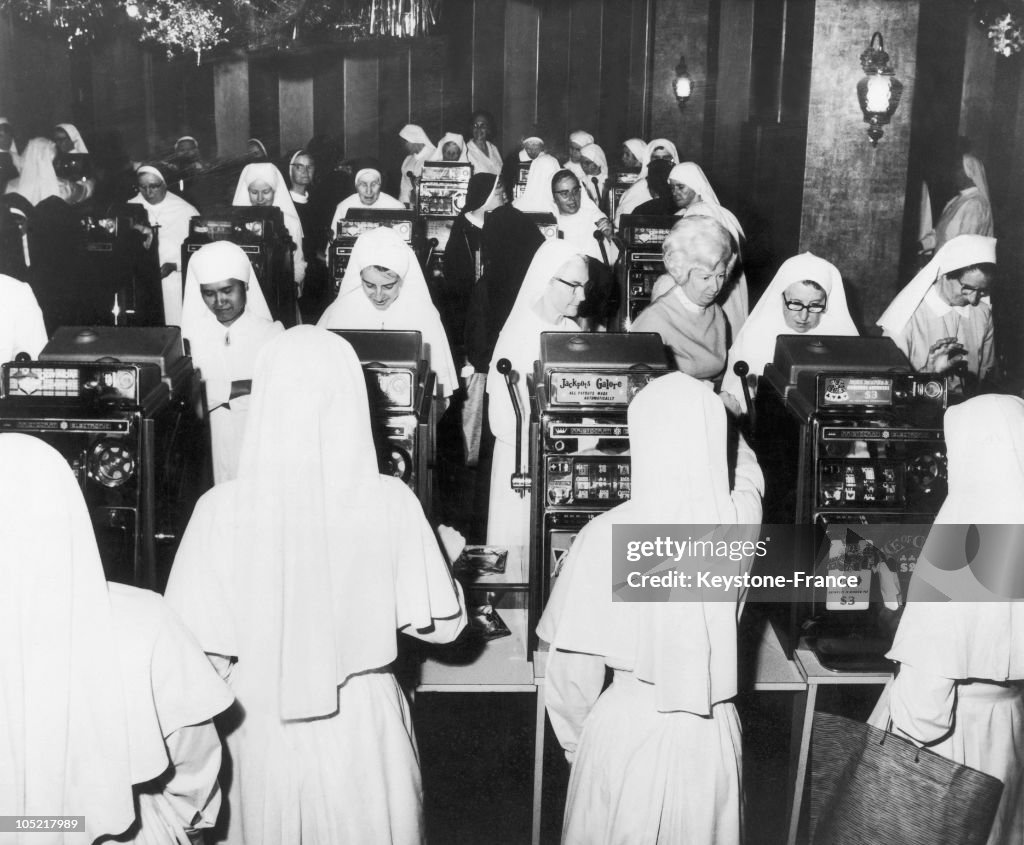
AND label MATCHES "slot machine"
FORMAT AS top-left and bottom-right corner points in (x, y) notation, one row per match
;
(79, 203), (163, 326)
(753, 335), (948, 668)
(330, 330), (436, 514)
(182, 206), (297, 327)
(0, 327), (200, 589)
(511, 162), (532, 202)
(417, 161), (473, 311)
(608, 168), (640, 222)
(524, 332), (669, 641)
(617, 214), (675, 329)
(329, 208), (421, 297)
